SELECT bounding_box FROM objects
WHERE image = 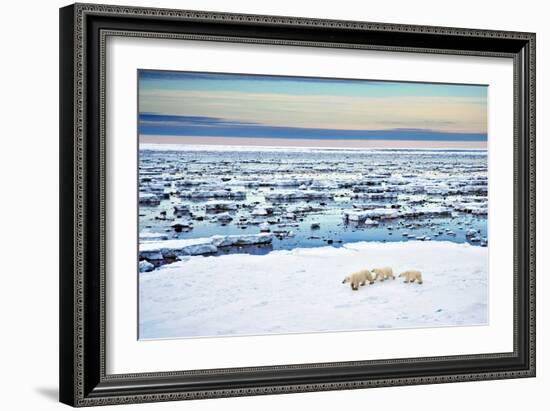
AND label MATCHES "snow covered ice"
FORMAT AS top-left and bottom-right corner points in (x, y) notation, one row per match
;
(139, 241), (488, 339)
